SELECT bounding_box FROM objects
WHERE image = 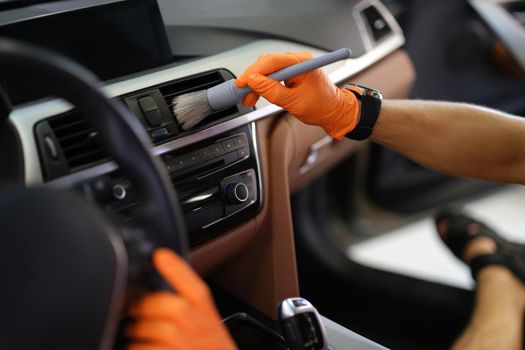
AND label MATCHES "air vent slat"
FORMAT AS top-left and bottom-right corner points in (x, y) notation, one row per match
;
(162, 79), (223, 100)
(53, 123), (91, 138)
(62, 140), (96, 154)
(56, 129), (95, 144)
(49, 118), (87, 132)
(46, 111), (107, 171)
(159, 71), (239, 130)
(66, 148), (105, 162)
